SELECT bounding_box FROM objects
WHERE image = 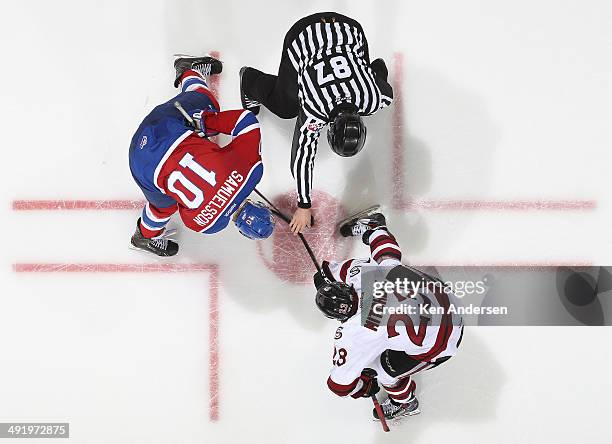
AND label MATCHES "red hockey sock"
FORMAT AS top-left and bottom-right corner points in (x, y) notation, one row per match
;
(139, 220), (163, 239)
(179, 70), (220, 110)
